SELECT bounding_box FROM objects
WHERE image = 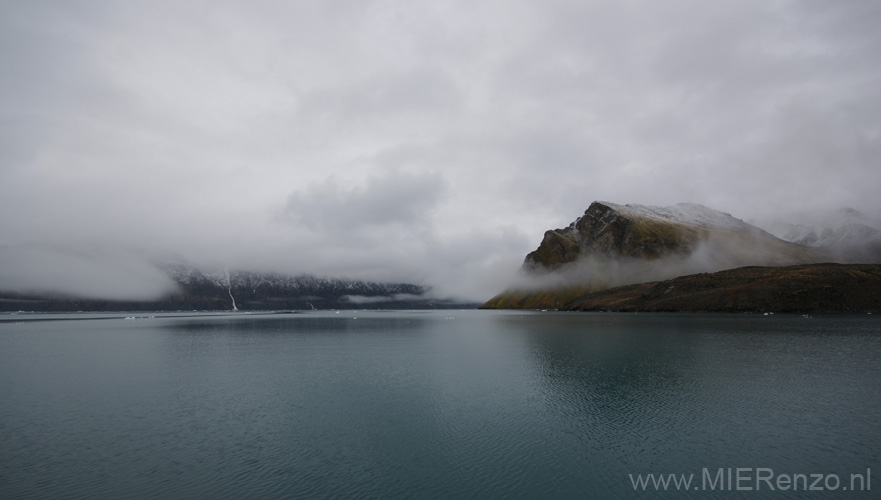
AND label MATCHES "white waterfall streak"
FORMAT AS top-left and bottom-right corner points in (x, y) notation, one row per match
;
(224, 268), (239, 311)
